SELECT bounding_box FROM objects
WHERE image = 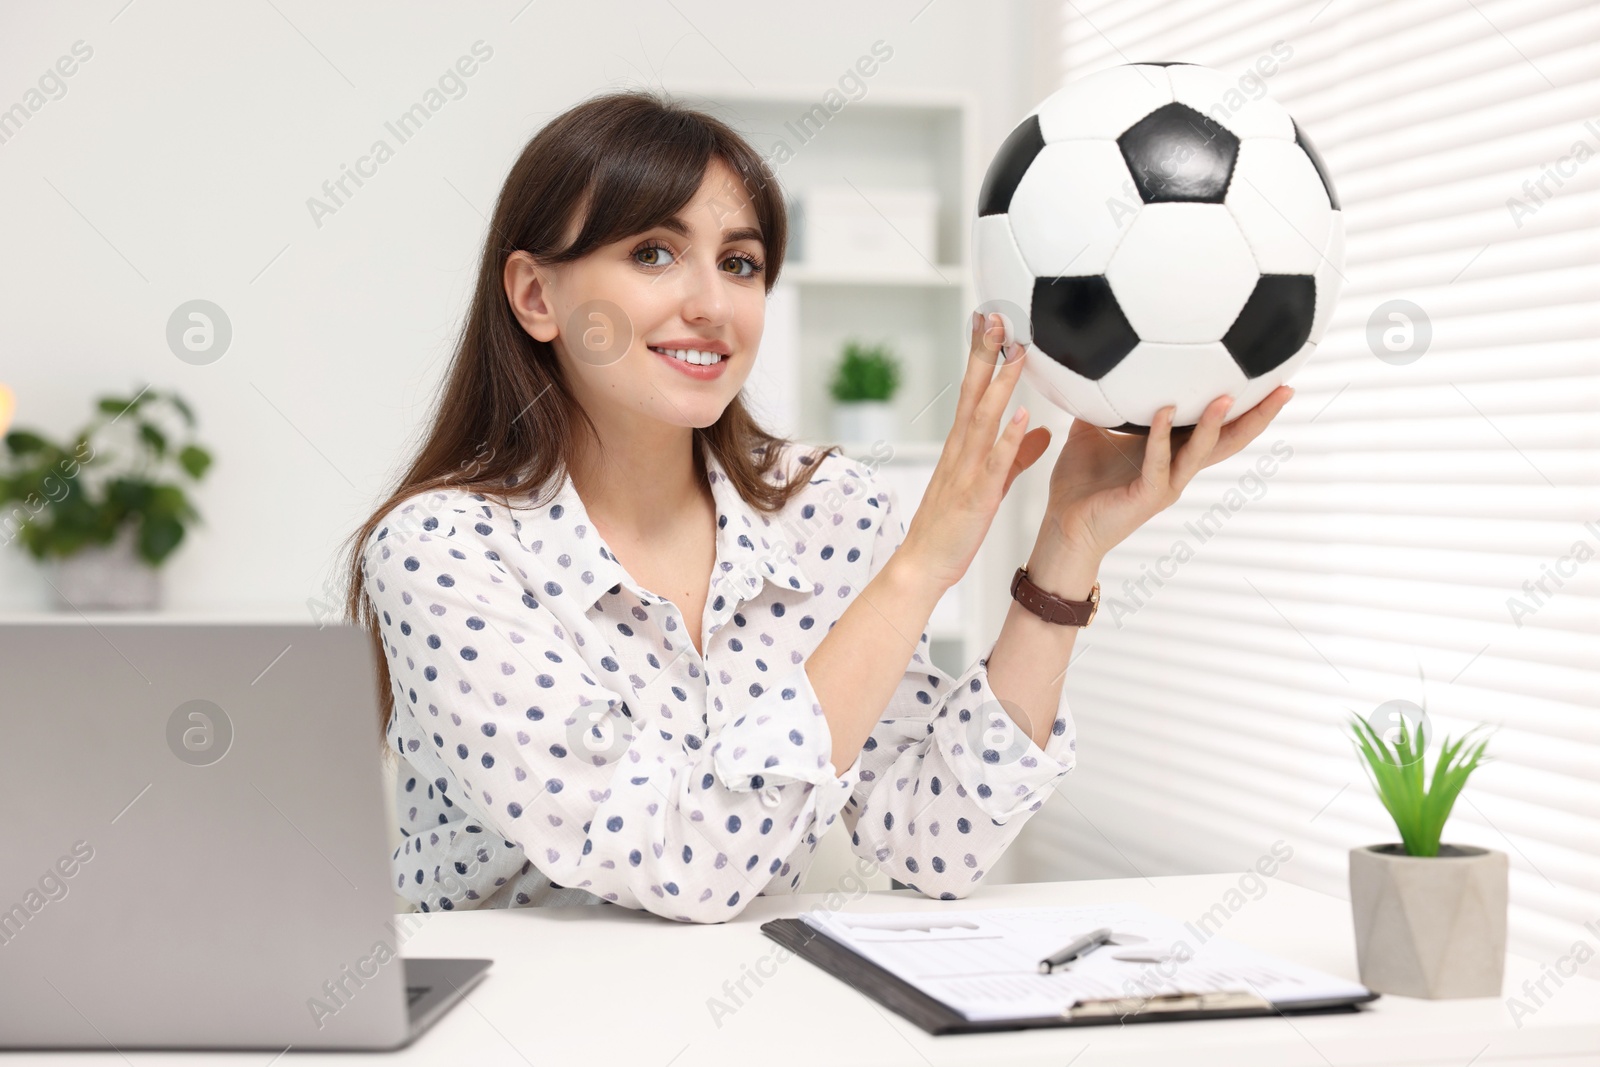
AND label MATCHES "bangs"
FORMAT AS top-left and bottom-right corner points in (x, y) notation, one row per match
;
(543, 108), (784, 289)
